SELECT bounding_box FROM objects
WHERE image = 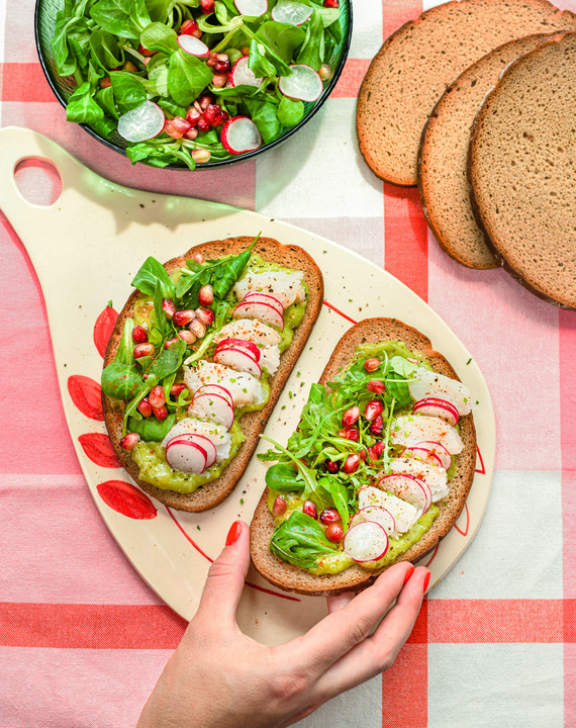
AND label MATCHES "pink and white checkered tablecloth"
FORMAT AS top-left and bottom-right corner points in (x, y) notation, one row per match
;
(2, 0), (576, 725)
